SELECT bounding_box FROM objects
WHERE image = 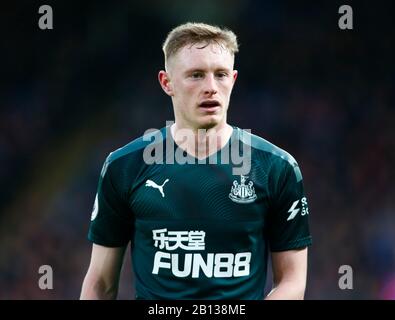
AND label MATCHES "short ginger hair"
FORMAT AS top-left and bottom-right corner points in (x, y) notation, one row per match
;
(162, 22), (239, 68)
